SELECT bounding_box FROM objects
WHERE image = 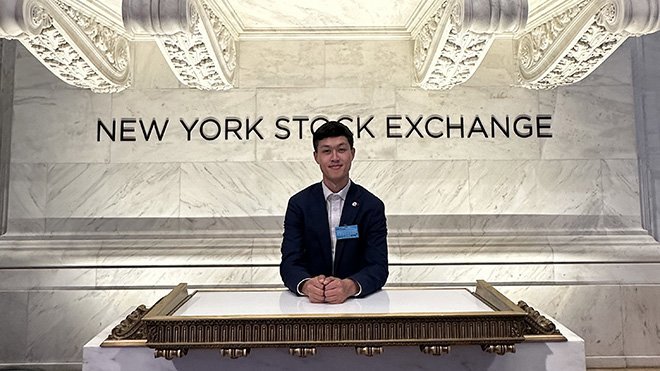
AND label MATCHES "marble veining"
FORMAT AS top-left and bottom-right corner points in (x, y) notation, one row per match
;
(622, 286), (660, 356)
(0, 292), (28, 362)
(11, 89), (112, 164)
(46, 163), (180, 218)
(499, 285), (624, 357)
(180, 162), (317, 217)
(602, 159), (641, 217)
(27, 290), (166, 362)
(7, 163), (47, 233)
(352, 160), (470, 215)
(325, 40), (412, 88)
(540, 85), (636, 159)
(239, 41), (325, 88)
(226, 0), (418, 29)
